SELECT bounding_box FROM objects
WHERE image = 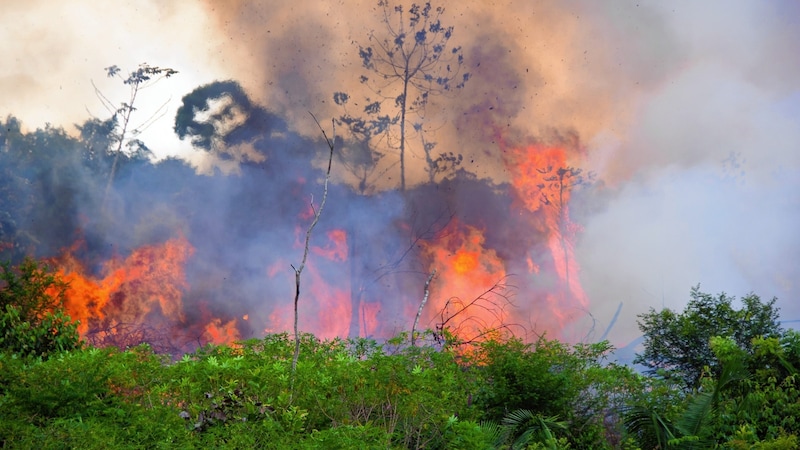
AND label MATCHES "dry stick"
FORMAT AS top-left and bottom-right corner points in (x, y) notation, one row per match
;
(411, 270), (436, 347)
(290, 114), (335, 396)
